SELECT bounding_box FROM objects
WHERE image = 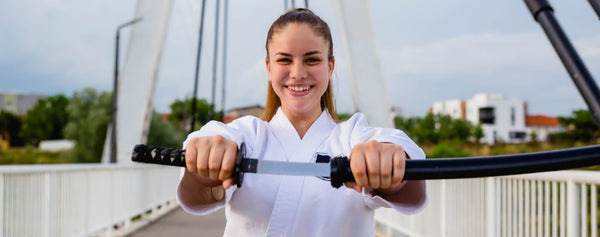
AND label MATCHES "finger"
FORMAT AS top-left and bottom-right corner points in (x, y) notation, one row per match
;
(185, 141), (198, 173)
(195, 141), (211, 178)
(344, 181), (362, 193)
(219, 142), (238, 181)
(379, 147), (393, 189)
(365, 142), (380, 189)
(392, 148), (406, 187)
(208, 144), (224, 181)
(350, 147), (368, 189)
